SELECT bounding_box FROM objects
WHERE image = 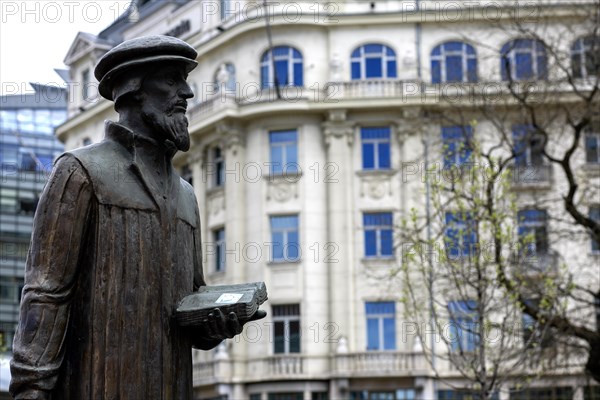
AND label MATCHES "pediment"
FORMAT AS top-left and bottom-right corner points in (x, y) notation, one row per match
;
(64, 32), (112, 66)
